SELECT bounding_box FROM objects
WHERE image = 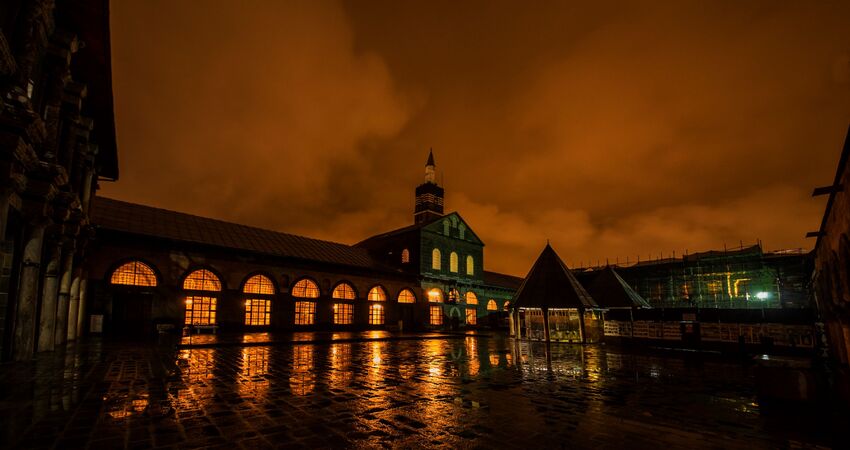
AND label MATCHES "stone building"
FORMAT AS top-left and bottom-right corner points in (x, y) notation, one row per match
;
(0, 0), (117, 361)
(810, 125), (850, 393)
(83, 153), (521, 337)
